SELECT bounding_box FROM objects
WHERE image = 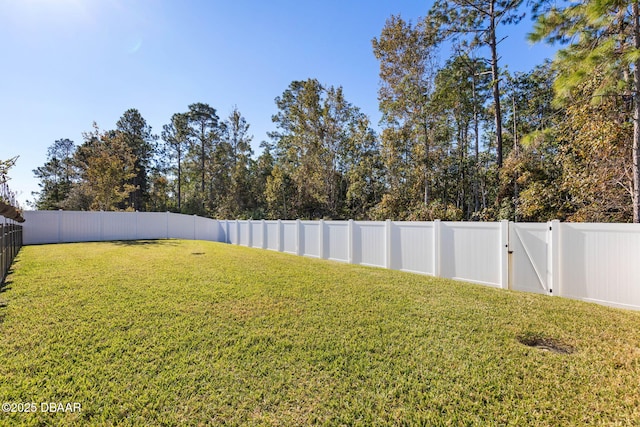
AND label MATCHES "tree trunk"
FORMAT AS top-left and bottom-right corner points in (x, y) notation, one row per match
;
(473, 76), (480, 214)
(489, 0), (504, 168)
(513, 95), (519, 222)
(423, 120), (430, 205)
(177, 146), (182, 211)
(634, 1), (640, 223)
(200, 124), (206, 213)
